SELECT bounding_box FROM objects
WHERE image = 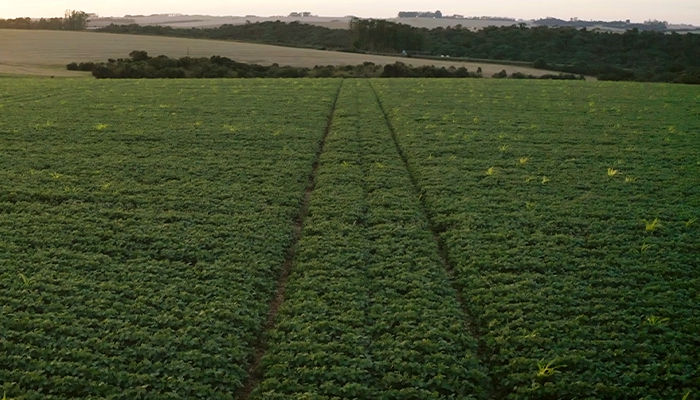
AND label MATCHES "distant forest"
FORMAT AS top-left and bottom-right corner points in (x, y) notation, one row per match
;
(3, 14), (697, 83)
(98, 22), (351, 51)
(98, 21), (700, 83)
(0, 11), (88, 30)
(532, 17), (669, 32)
